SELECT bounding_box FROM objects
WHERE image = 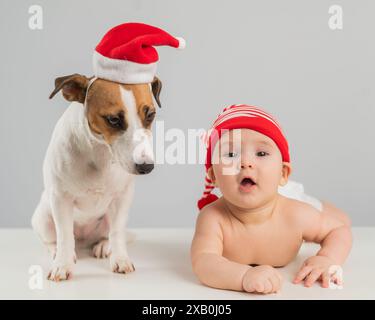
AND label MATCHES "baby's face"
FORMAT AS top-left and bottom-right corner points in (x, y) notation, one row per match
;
(211, 129), (290, 209)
